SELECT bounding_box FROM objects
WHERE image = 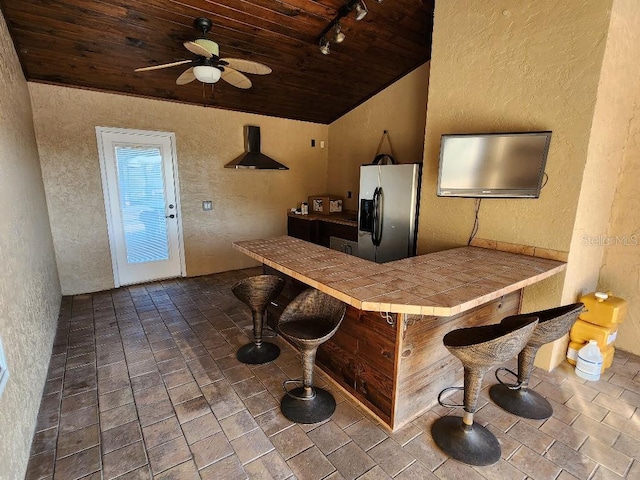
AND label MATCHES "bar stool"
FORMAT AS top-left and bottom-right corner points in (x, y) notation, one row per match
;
(277, 289), (347, 424)
(432, 314), (539, 466)
(232, 275), (285, 364)
(490, 303), (583, 419)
